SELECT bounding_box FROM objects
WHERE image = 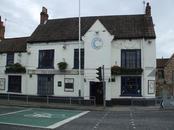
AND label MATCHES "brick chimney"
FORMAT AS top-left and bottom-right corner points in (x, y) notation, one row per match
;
(145, 2), (151, 16)
(0, 16), (5, 41)
(40, 7), (49, 24)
